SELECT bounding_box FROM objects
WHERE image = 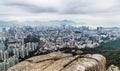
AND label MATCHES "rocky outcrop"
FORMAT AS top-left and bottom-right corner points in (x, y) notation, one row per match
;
(8, 52), (106, 71)
(107, 65), (120, 71)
